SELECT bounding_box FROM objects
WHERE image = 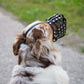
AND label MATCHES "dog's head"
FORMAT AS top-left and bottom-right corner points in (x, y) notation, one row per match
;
(13, 21), (53, 56)
(13, 13), (66, 56)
